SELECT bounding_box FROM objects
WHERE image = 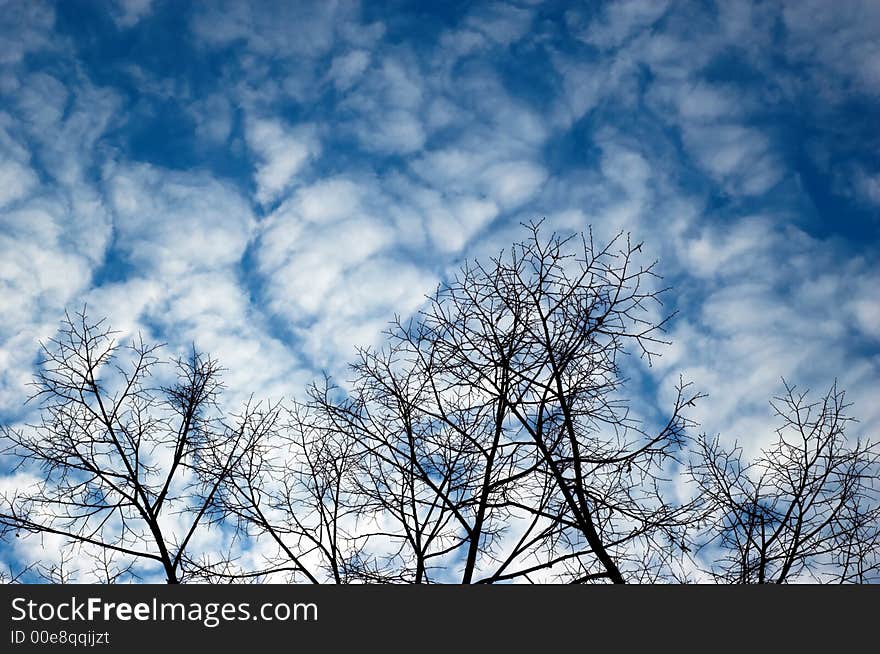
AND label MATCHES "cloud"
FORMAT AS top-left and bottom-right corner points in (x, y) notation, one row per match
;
(782, 0), (880, 98)
(327, 49), (371, 91)
(191, 0), (359, 58)
(411, 146), (546, 212)
(0, 151), (38, 209)
(1, 0), (879, 581)
(105, 162), (255, 274)
(97, 161), (309, 405)
(254, 175), (440, 366)
(575, 0), (670, 49)
(424, 194), (499, 253)
(681, 124), (784, 196)
(111, 0), (154, 29)
(0, 202), (94, 413)
(188, 93), (233, 145)
(0, 68), (120, 420)
(482, 160), (548, 208)
(341, 55), (427, 154)
(464, 2), (534, 47)
(652, 215), (880, 455)
(246, 117), (319, 206)
(0, 0), (56, 65)
(852, 168), (880, 207)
